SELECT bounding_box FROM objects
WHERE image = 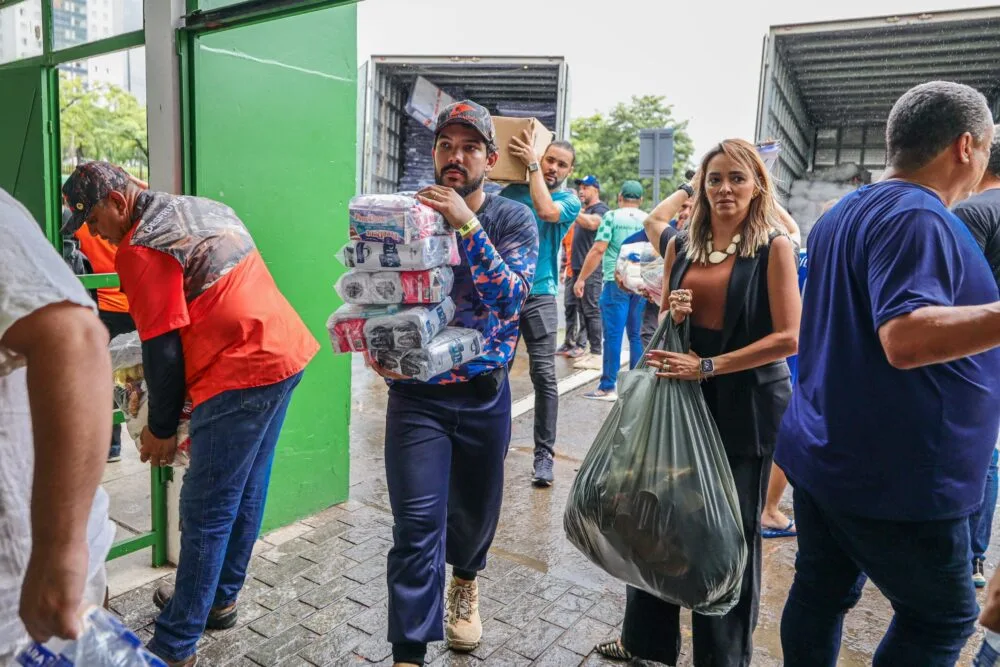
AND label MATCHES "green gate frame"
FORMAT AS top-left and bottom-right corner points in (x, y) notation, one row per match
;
(0, 0), (167, 566)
